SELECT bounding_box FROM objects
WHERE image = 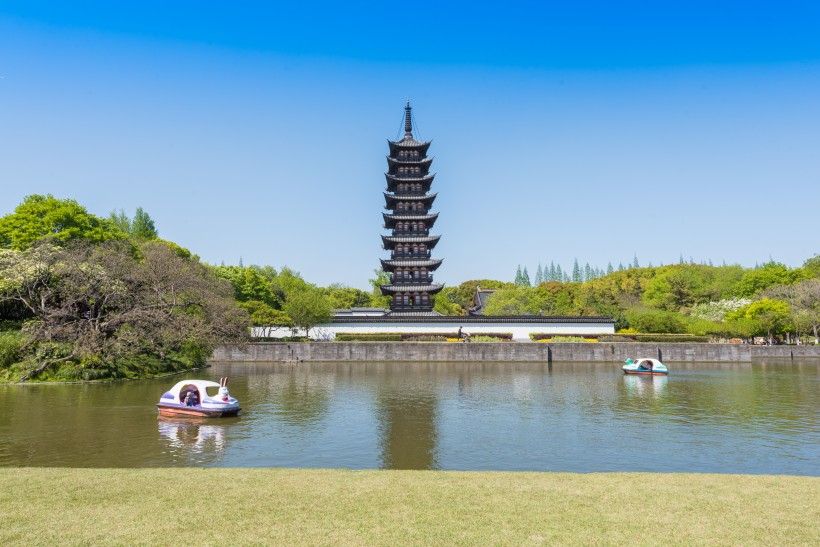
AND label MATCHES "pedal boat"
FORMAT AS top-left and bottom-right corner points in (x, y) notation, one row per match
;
(622, 358), (668, 376)
(156, 378), (240, 418)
